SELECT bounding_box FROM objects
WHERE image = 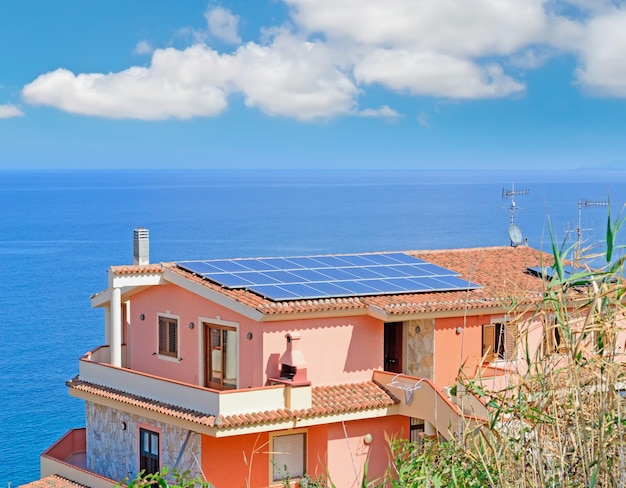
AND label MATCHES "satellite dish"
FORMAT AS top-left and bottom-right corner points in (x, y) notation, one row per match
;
(508, 223), (523, 246)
